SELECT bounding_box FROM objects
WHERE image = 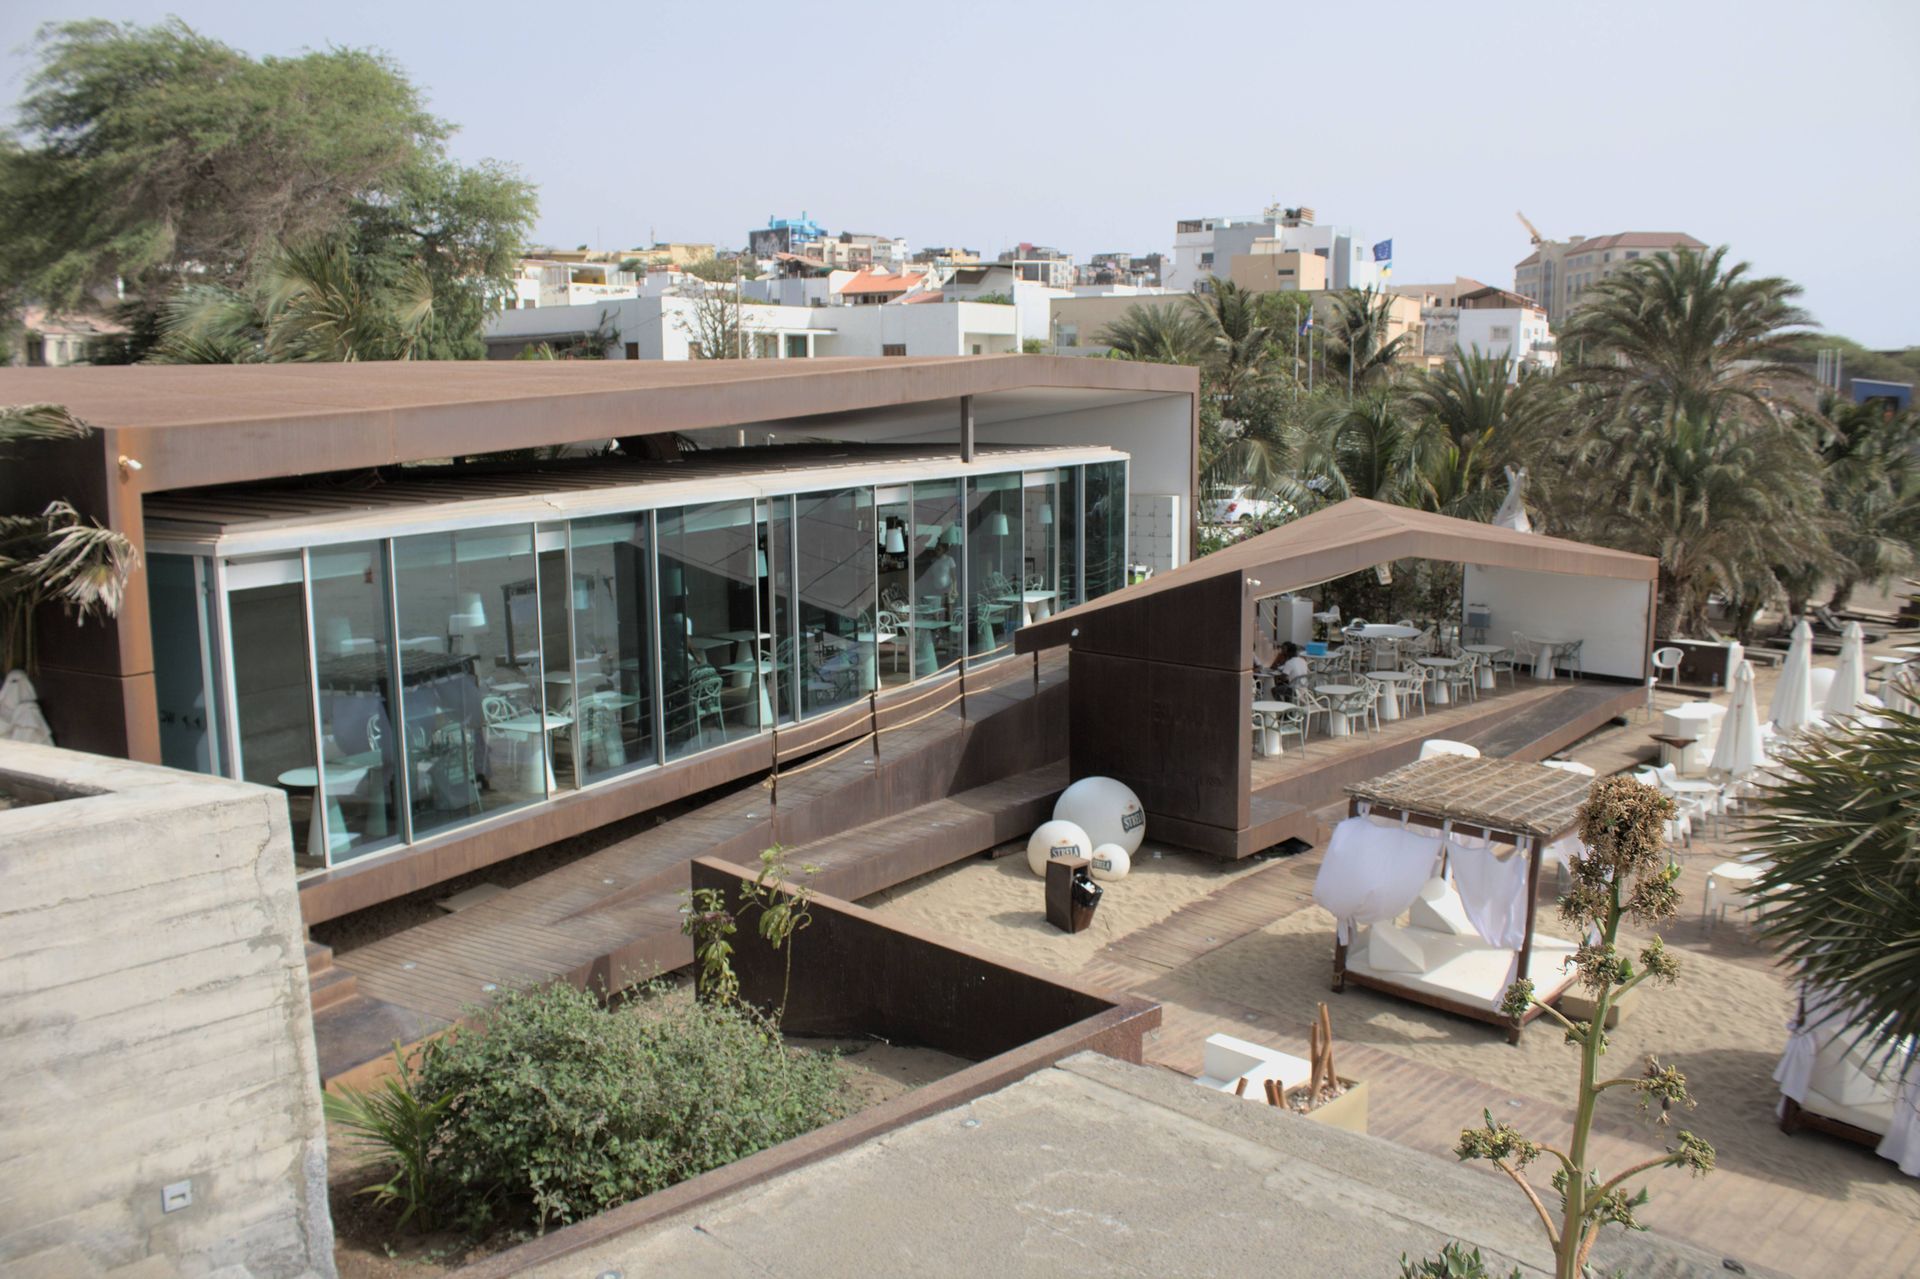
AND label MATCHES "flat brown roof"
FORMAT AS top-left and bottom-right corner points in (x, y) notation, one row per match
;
(0, 355), (1195, 493)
